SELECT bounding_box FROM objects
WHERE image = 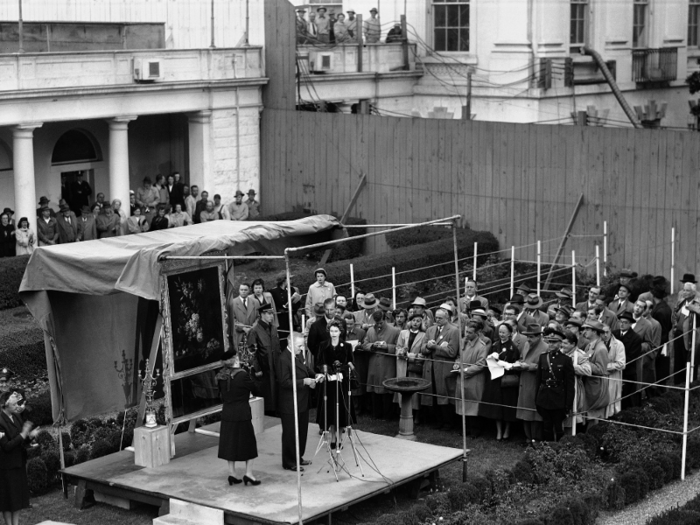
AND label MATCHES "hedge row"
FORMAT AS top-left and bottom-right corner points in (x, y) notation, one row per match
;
(0, 255), (29, 311)
(647, 492), (700, 525)
(376, 381), (700, 525)
(385, 225), (499, 258)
